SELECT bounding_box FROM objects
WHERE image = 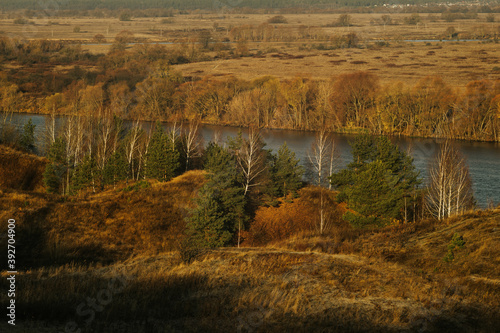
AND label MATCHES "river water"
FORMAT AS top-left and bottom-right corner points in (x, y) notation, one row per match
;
(7, 113), (500, 207)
